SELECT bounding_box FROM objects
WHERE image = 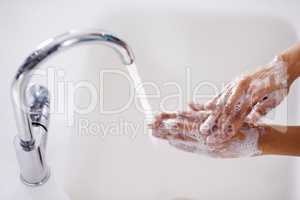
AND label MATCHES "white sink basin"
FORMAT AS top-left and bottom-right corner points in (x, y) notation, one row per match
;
(1, 1), (300, 200)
